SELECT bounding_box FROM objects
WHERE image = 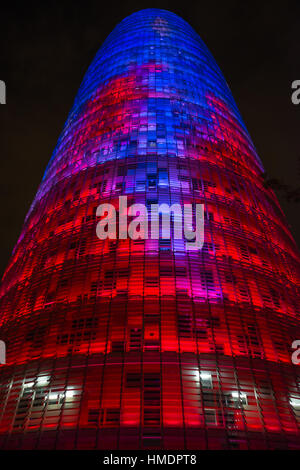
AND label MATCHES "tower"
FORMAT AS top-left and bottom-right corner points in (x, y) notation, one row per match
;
(0, 9), (300, 450)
